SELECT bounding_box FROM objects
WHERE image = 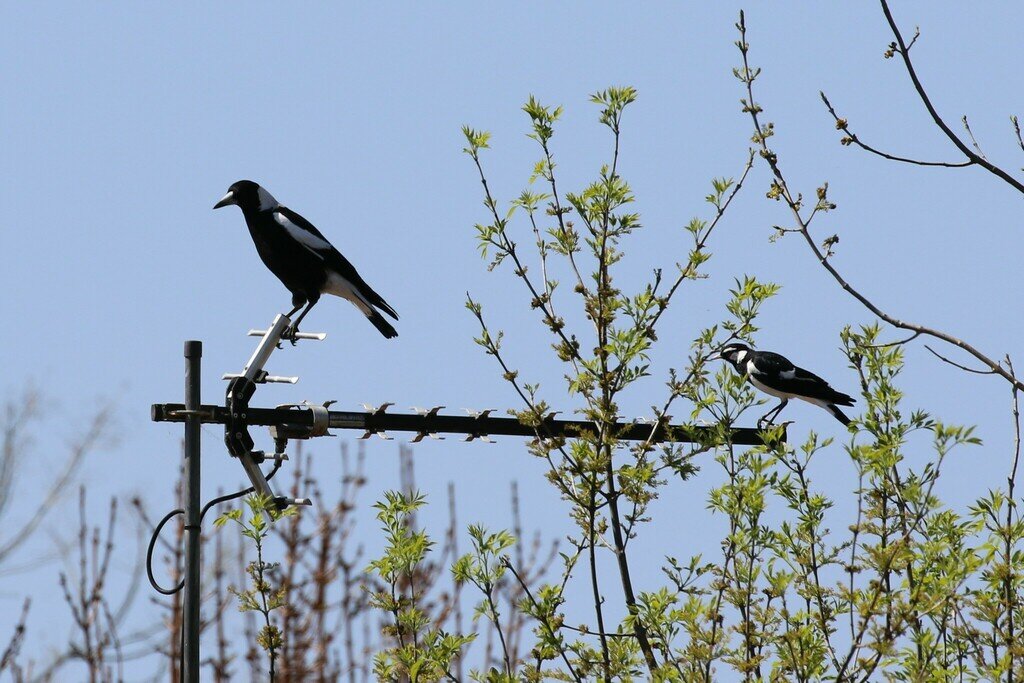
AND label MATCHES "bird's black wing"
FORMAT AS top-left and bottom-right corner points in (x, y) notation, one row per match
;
(752, 351), (855, 405)
(749, 351), (795, 376)
(272, 206), (335, 253)
(273, 207), (398, 320)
